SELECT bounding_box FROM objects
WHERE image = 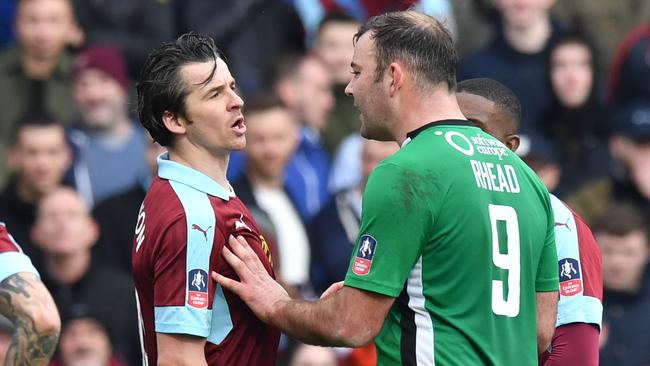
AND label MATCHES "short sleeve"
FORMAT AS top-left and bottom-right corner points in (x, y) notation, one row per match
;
(536, 196), (559, 292)
(0, 225), (39, 282)
(153, 214), (215, 337)
(344, 162), (434, 297)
